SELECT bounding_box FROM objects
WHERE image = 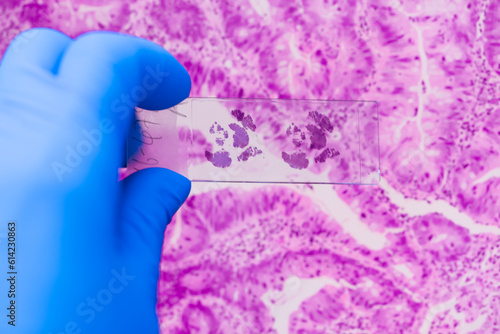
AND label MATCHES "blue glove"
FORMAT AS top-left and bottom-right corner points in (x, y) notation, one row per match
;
(0, 28), (191, 333)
